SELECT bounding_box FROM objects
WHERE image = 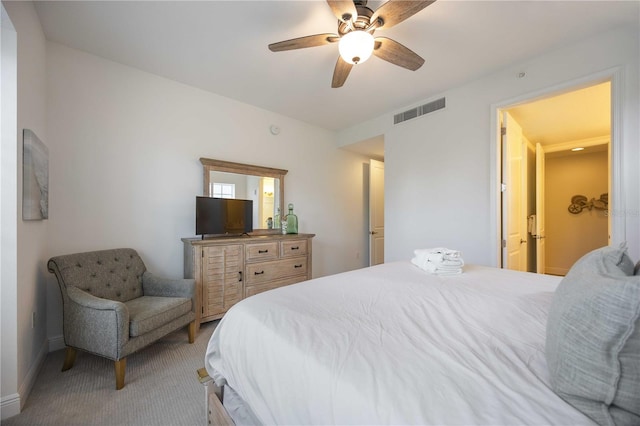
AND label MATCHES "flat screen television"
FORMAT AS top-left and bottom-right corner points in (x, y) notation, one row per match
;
(196, 196), (253, 237)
